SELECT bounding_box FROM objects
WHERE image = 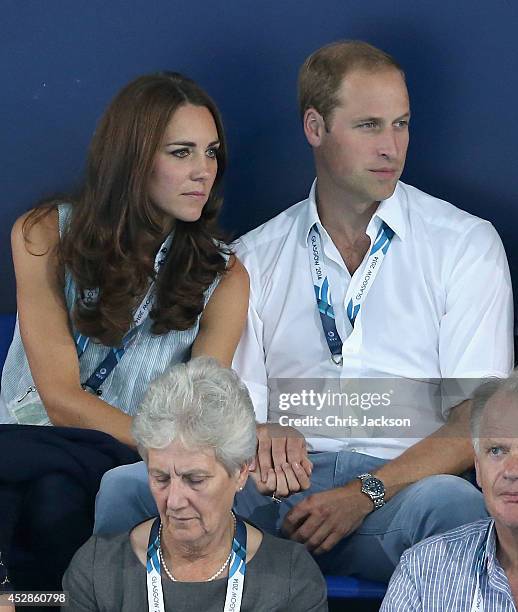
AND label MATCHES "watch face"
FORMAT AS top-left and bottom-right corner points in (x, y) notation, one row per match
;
(364, 477), (384, 496)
